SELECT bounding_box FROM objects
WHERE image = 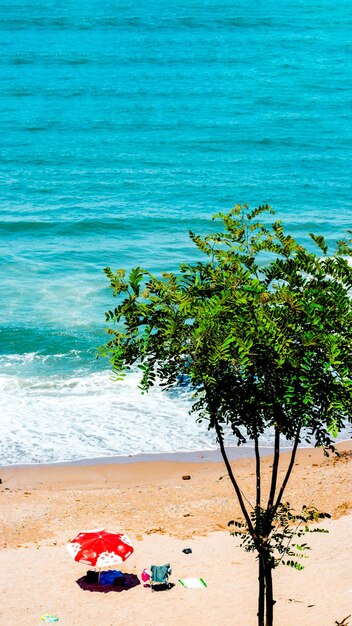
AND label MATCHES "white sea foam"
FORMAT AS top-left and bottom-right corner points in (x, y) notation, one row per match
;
(0, 369), (218, 465)
(0, 363), (350, 466)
